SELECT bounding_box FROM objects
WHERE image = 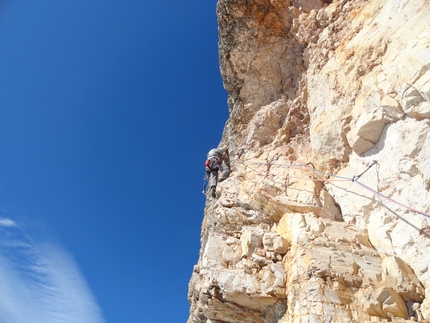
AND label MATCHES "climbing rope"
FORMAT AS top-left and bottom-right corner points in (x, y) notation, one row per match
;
(202, 179), (208, 195)
(221, 157), (430, 219)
